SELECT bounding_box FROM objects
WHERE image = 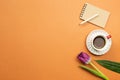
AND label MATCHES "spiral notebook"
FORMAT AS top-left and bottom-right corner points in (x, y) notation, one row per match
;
(80, 3), (110, 28)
